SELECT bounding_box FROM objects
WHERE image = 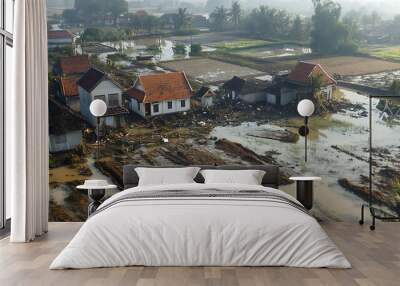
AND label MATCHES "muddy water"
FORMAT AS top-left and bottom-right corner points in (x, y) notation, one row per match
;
(100, 39), (193, 64)
(51, 157), (118, 206)
(235, 45), (312, 59)
(211, 89), (400, 221)
(345, 70), (400, 89)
